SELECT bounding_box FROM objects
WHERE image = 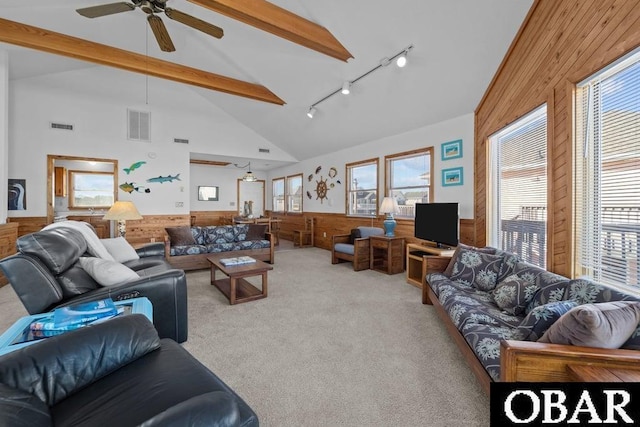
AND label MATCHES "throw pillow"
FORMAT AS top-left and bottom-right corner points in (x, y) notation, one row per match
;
(539, 301), (640, 349)
(349, 228), (362, 244)
(246, 224), (268, 241)
(449, 248), (504, 291)
(492, 274), (539, 316)
(443, 243), (497, 277)
(77, 257), (139, 287)
(100, 237), (140, 263)
(516, 300), (578, 341)
(165, 226), (196, 246)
